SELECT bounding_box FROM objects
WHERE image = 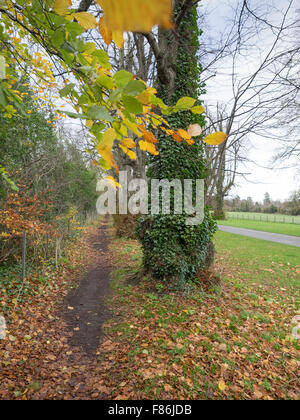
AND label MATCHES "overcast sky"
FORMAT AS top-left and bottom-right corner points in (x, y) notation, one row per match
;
(200, 0), (299, 202)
